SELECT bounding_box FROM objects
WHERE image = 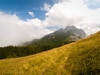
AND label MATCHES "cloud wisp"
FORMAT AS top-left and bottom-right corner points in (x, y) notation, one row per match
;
(28, 12), (34, 17)
(41, 3), (52, 11)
